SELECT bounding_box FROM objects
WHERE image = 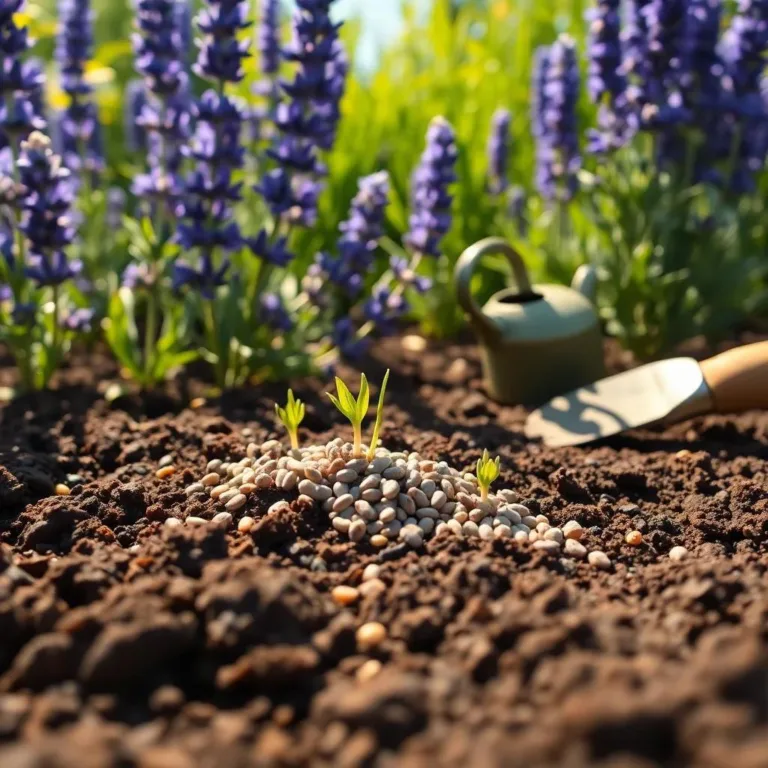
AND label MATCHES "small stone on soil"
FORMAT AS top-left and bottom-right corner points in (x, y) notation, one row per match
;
(356, 622), (387, 651)
(669, 546), (689, 562)
(54, 484), (71, 497)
